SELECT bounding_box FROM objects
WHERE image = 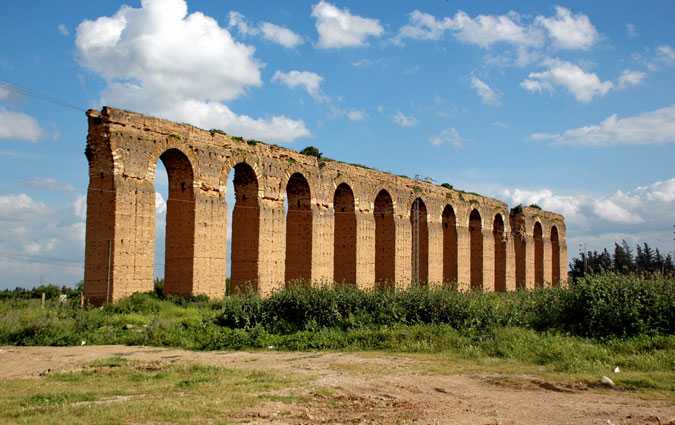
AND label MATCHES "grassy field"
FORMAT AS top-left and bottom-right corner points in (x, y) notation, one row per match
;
(0, 274), (673, 399)
(0, 347), (672, 425)
(0, 355), (301, 425)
